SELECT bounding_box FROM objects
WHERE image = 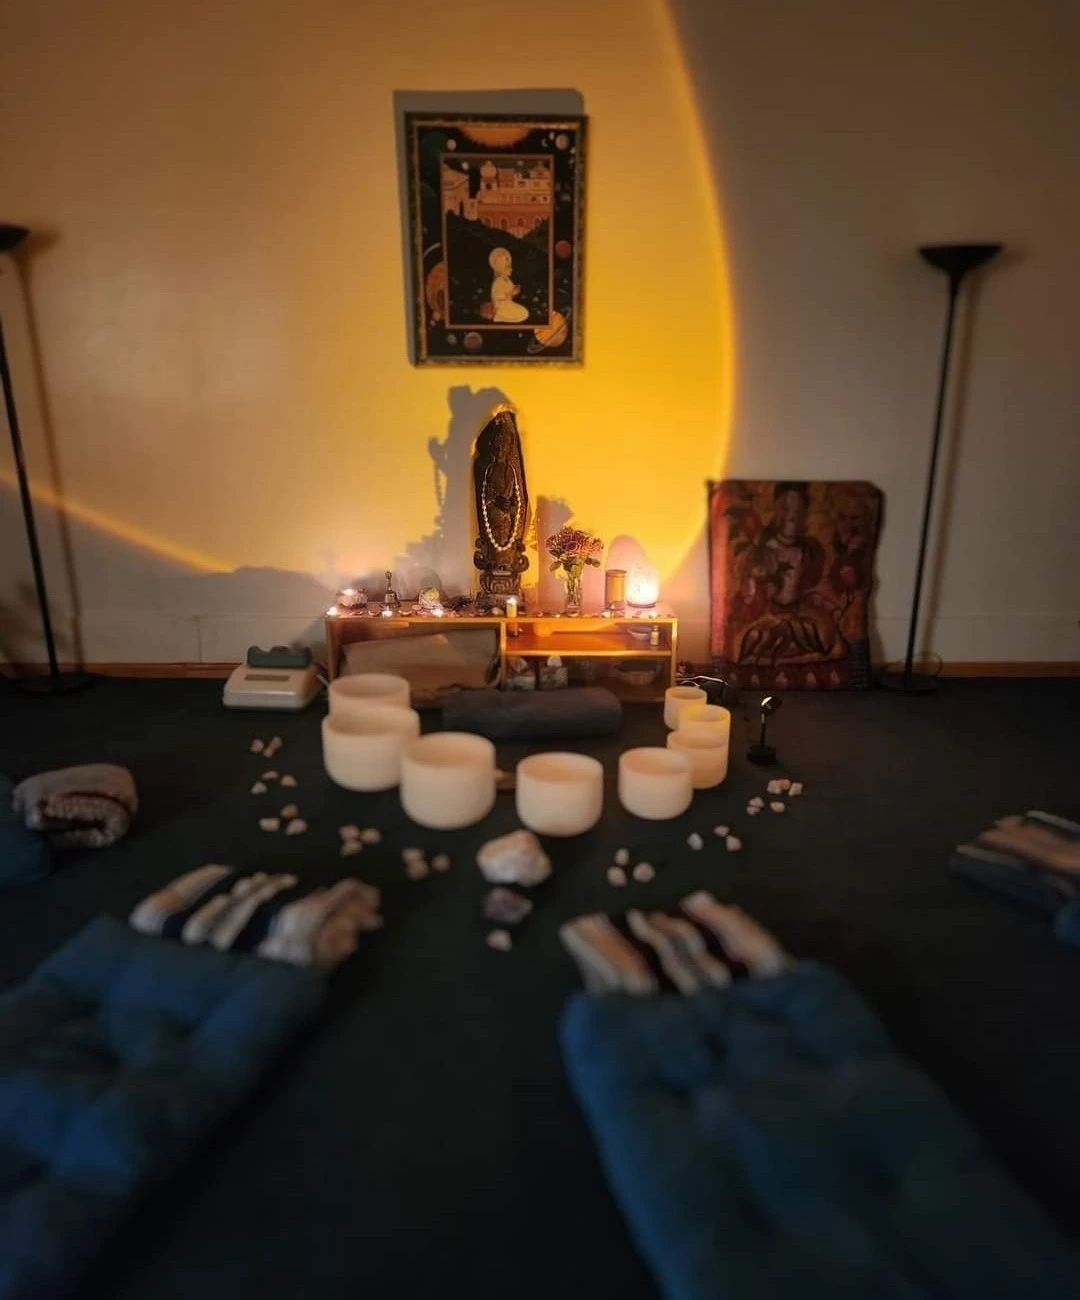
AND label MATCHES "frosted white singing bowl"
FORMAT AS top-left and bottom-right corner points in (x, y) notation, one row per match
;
(400, 732), (496, 829)
(322, 706), (420, 792)
(618, 747), (694, 819)
(663, 685), (707, 730)
(679, 702), (732, 743)
(516, 752), (604, 837)
(667, 729), (729, 790)
(329, 672), (411, 717)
